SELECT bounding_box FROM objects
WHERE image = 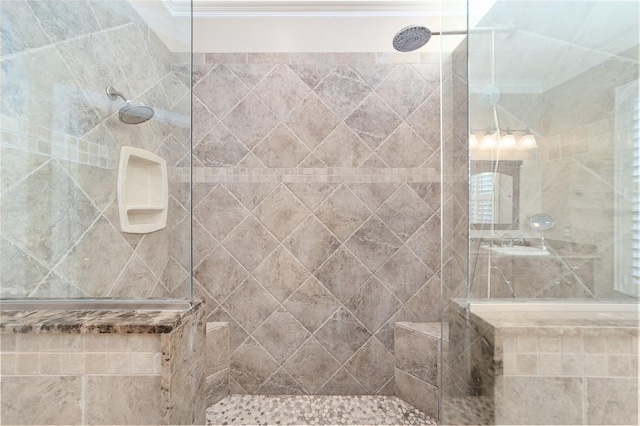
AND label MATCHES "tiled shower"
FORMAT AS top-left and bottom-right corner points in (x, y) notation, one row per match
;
(1, 0), (638, 425)
(189, 51), (443, 395)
